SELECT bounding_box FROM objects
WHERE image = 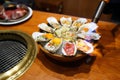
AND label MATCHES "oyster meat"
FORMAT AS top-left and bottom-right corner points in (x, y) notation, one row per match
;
(55, 26), (77, 41)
